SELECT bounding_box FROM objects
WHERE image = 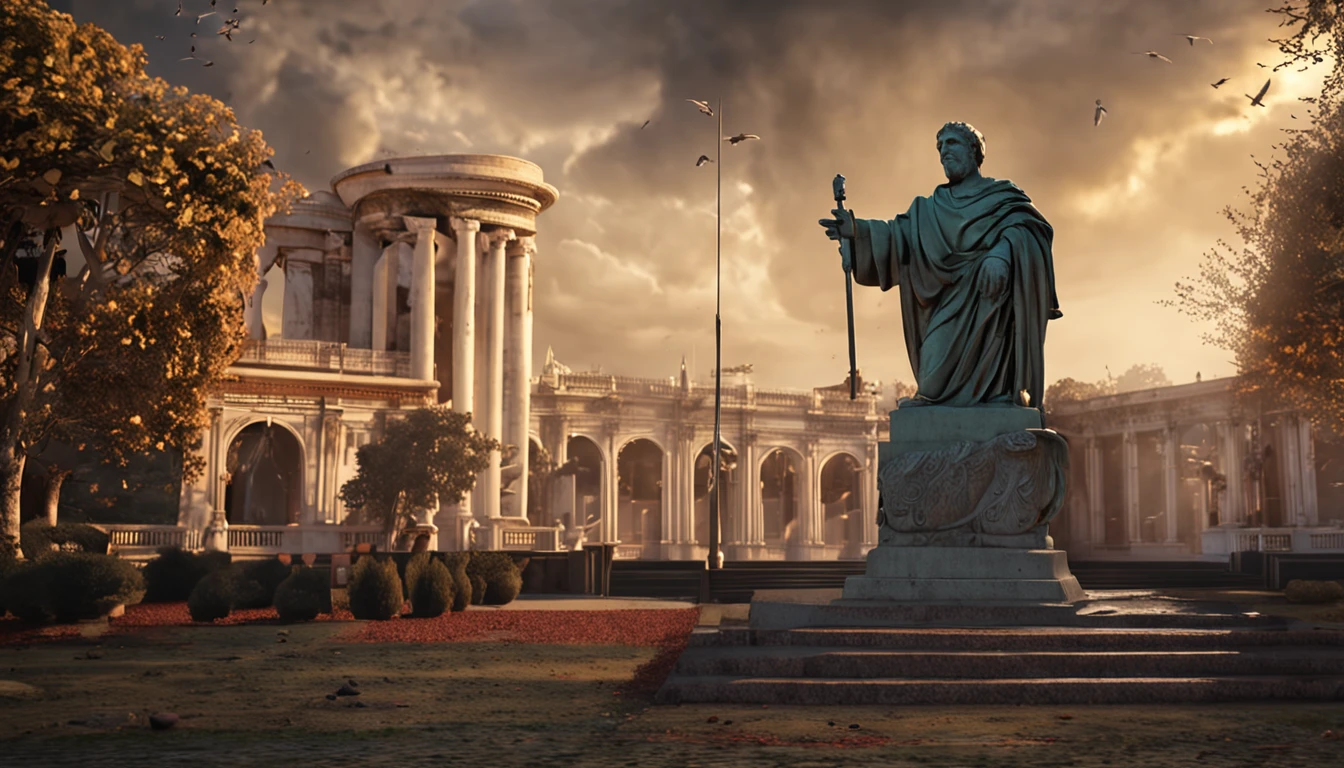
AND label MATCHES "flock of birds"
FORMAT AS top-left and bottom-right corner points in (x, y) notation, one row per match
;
(649, 99), (760, 168)
(164, 0), (271, 69)
(1097, 32), (1314, 127)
